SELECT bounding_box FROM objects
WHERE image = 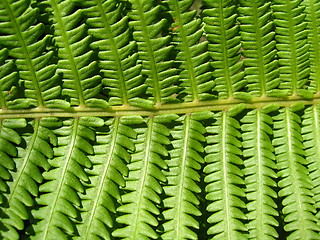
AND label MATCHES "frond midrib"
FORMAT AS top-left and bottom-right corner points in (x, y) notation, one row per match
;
(2, 95), (320, 118)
